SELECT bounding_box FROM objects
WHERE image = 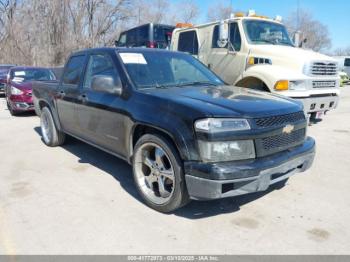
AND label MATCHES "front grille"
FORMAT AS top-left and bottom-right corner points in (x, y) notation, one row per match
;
(255, 128), (306, 157)
(310, 62), (337, 76)
(254, 111), (305, 128)
(262, 128), (306, 151)
(312, 81), (336, 88)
